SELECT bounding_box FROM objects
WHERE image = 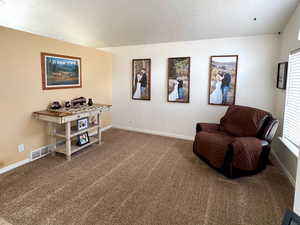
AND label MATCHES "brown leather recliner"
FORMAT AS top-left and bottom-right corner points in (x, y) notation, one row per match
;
(193, 105), (279, 178)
